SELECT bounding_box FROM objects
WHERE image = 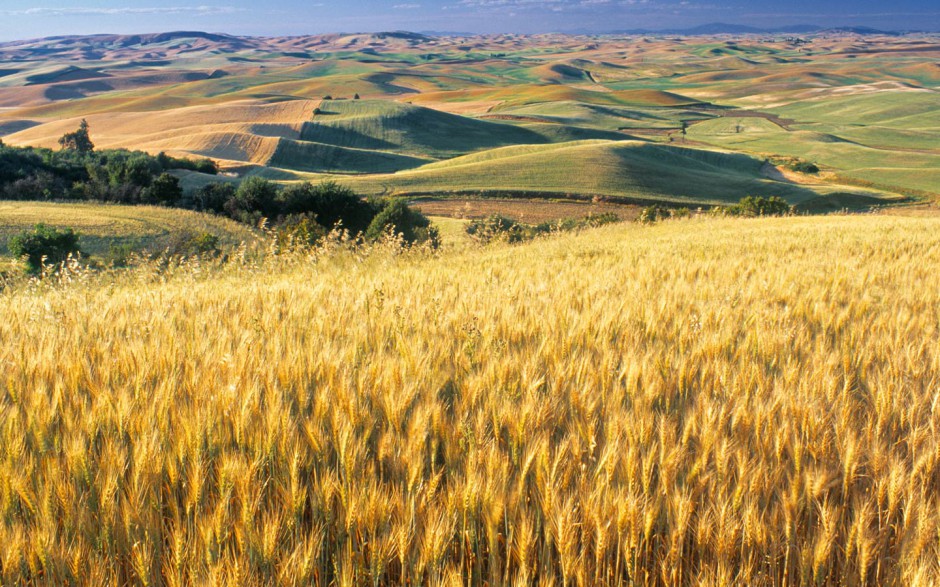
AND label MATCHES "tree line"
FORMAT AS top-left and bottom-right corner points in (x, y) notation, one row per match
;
(0, 121), (216, 205)
(2, 120), (437, 263)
